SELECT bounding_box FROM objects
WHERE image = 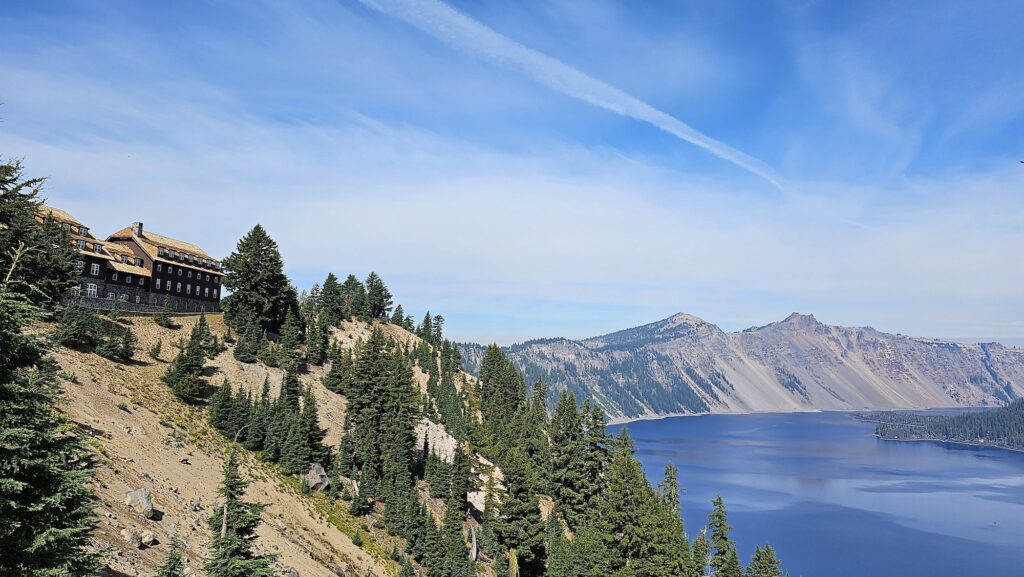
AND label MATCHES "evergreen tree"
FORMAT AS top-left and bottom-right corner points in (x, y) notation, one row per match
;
(155, 295), (175, 328)
(550, 392), (586, 528)
(579, 401), (610, 514)
(162, 317), (209, 401)
(231, 309), (264, 363)
(390, 304), (406, 326)
(299, 386), (328, 466)
(494, 447), (545, 577)
(339, 274), (366, 321)
(746, 545), (782, 577)
(364, 271), (393, 320)
(222, 224), (291, 333)
(596, 428), (650, 576)
(0, 159), (79, 309)
(243, 378), (272, 451)
(209, 378), (233, 433)
(692, 529), (711, 577)
(320, 272), (344, 326)
(279, 308), (305, 371)
(205, 450), (276, 577)
(305, 314), (328, 366)
(709, 495), (738, 577)
(0, 235), (101, 576)
(477, 345), (526, 456)
(545, 515), (572, 577)
(52, 305), (102, 350)
(155, 535), (188, 577)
